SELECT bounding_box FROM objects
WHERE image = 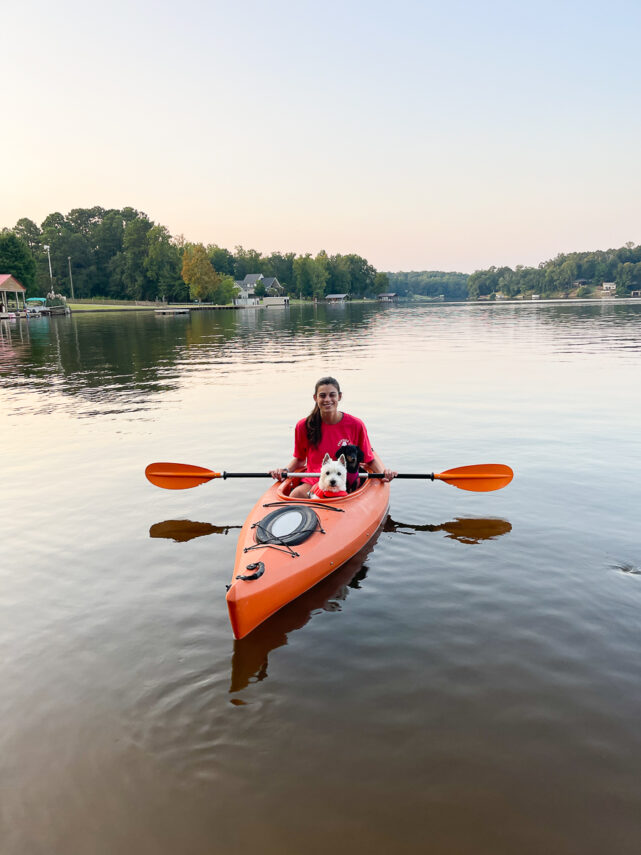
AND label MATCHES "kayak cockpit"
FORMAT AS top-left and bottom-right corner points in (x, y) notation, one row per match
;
(275, 469), (368, 500)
